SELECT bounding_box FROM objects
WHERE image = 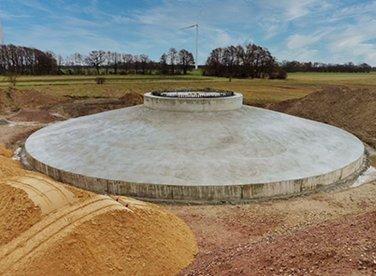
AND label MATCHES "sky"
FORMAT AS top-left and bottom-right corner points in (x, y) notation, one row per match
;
(0, 0), (375, 65)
